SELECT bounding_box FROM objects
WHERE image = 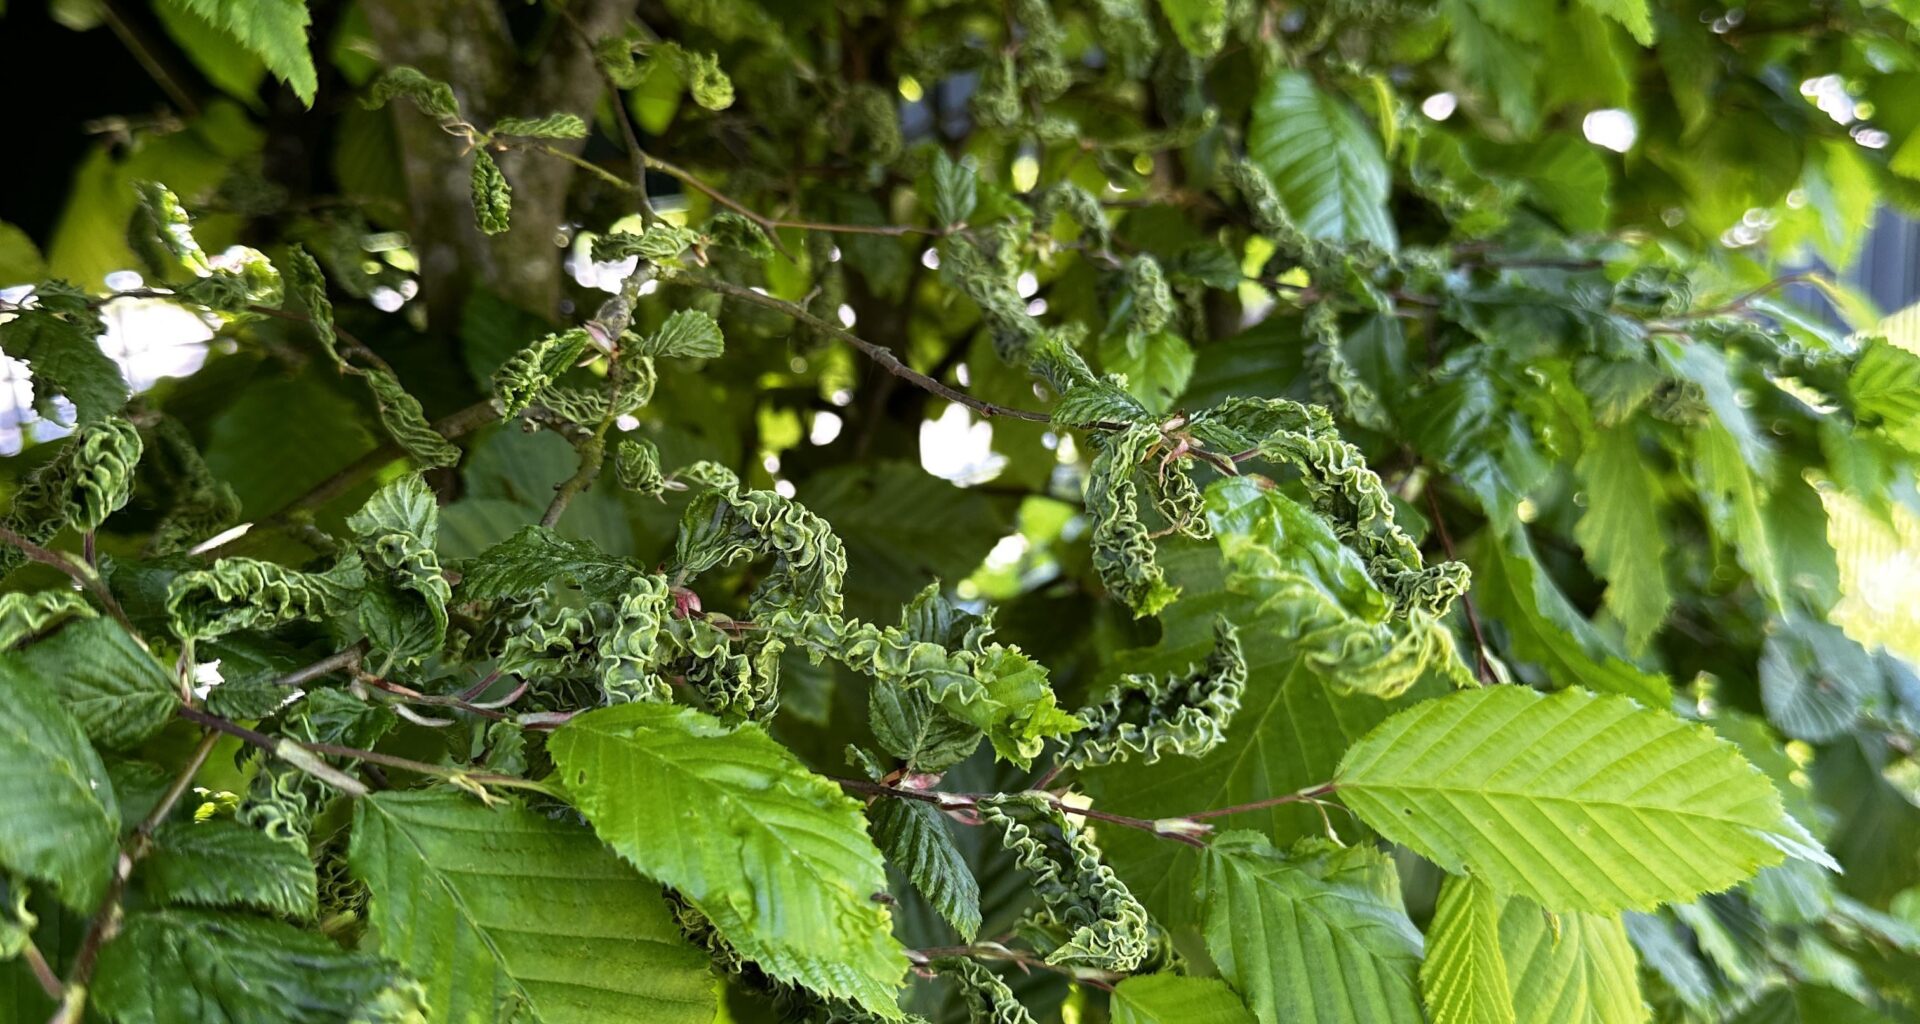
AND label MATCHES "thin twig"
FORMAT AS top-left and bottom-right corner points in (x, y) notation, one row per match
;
(52, 729), (221, 1023)
(177, 706), (552, 796)
(833, 778), (1208, 848)
(272, 642), (369, 689)
(21, 939), (61, 1001)
(678, 274), (1116, 428)
(0, 524), (138, 638)
(1180, 781), (1339, 821)
(541, 420), (611, 527)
